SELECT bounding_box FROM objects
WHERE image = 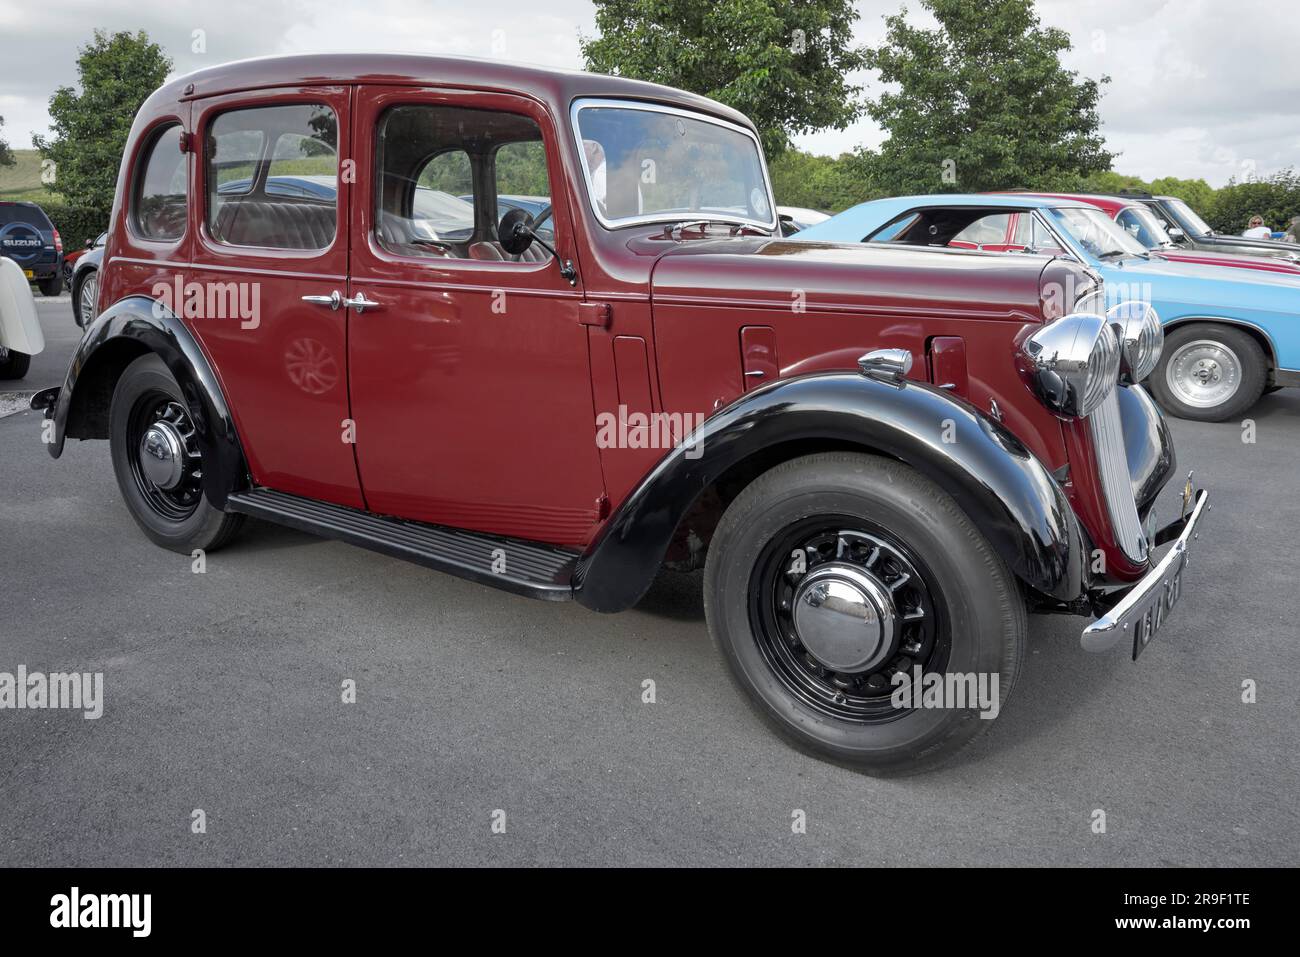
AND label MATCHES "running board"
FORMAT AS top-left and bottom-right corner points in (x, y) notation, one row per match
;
(225, 489), (578, 600)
